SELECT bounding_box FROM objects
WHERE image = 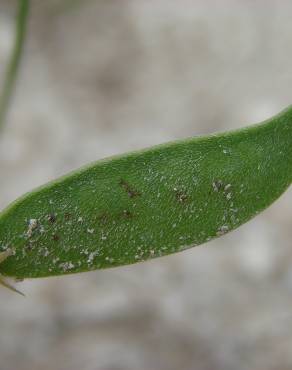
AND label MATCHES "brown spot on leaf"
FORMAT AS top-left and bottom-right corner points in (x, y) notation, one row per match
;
(47, 214), (56, 224)
(119, 179), (141, 198)
(120, 209), (133, 219)
(52, 234), (60, 242)
(64, 212), (71, 221)
(97, 212), (110, 225)
(175, 190), (188, 203)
